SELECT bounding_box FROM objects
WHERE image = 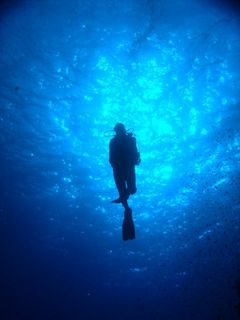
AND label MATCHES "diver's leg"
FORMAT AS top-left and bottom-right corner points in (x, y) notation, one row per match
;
(126, 166), (137, 196)
(112, 168), (128, 203)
